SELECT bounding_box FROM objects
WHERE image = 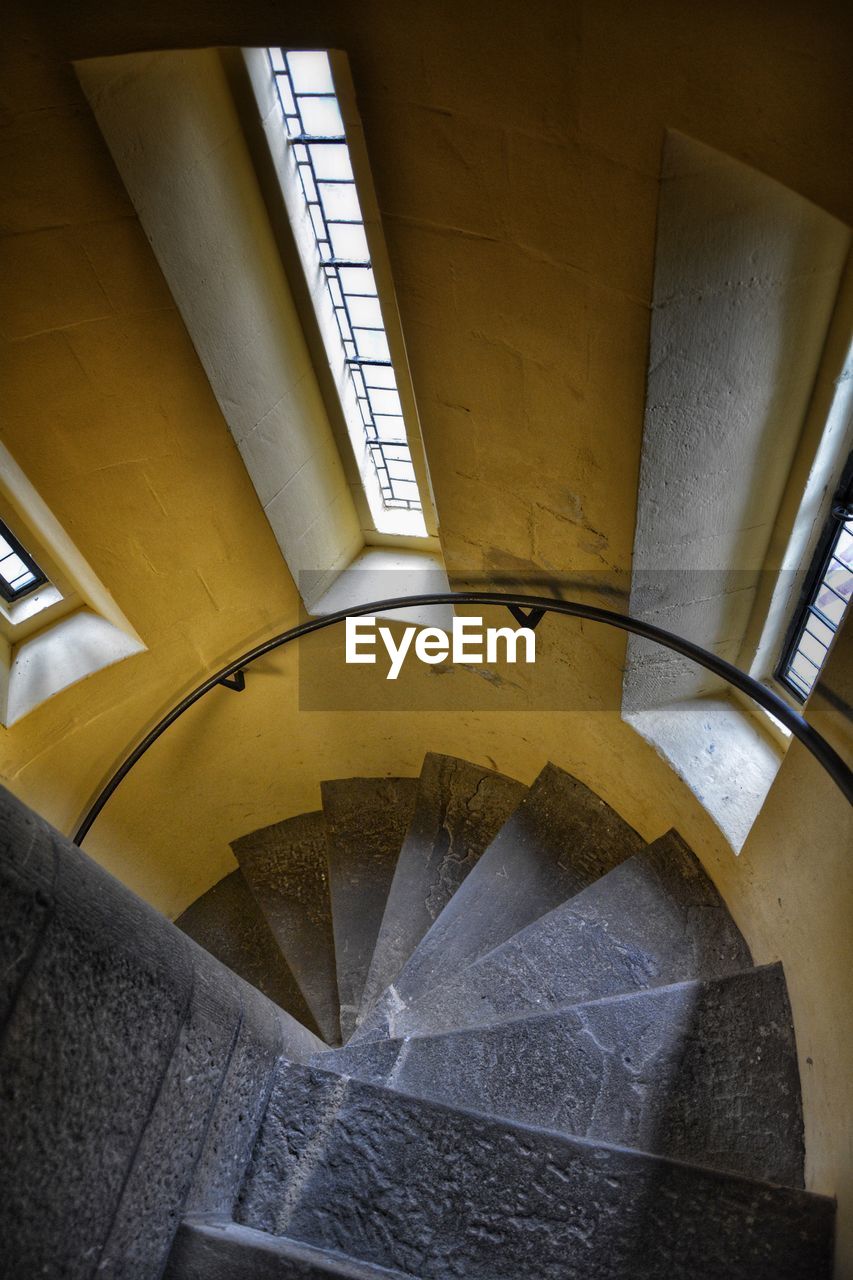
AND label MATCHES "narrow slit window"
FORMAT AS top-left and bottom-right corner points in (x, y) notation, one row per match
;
(778, 461), (853, 701)
(0, 518), (48, 603)
(268, 47), (422, 514)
